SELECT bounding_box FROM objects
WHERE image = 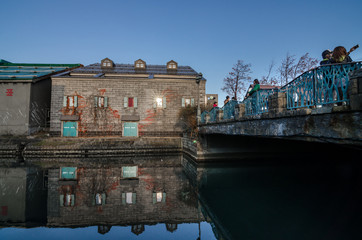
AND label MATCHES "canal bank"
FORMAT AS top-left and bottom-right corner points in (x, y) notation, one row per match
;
(0, 134), (182, 160)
